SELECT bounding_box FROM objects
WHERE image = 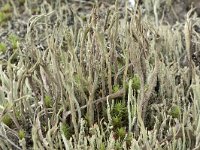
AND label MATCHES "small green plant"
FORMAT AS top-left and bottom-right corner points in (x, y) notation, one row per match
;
(112, 102), (127, 117)
(169, 104), (181, 118)
(113, 84), (120, 93)
(18, 129), (25, 140)
(0, 12), (7, 24)
(0, 42), (6, 53)
(99, 143), (106, 150)
(116, 127), (126, 139)
(60, 123), (72, 140)
(112, 116), (122, 128)
(125, 132), (133, 148)
(44, 95), (53, 108)
(131, 74), (140, 91)
(114, 141), (123, 150)
(1, 3), (12, 13)
(1, 114), (13, 127)
(8, 34), (19, 49)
